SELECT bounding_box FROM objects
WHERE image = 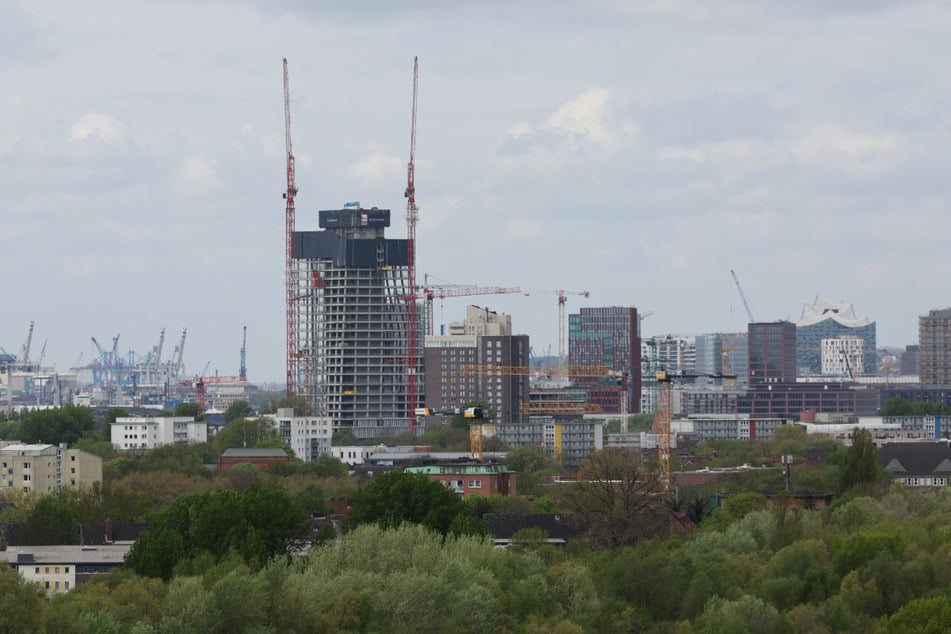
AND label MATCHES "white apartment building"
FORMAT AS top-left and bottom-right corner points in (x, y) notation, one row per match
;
(265, 408), (333, 462)
(111, 416), (207, 450)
